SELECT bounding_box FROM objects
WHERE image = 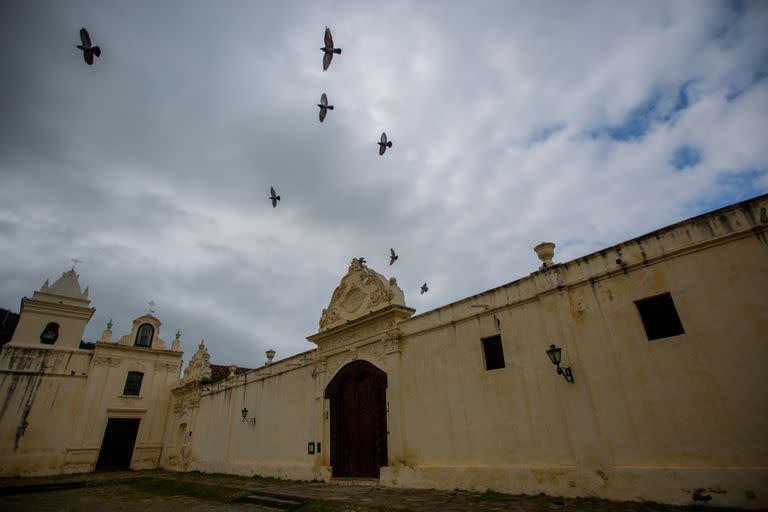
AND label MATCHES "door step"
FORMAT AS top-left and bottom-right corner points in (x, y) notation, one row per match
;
(329, 477), (380, 486)
(242, 491), (305, 509)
